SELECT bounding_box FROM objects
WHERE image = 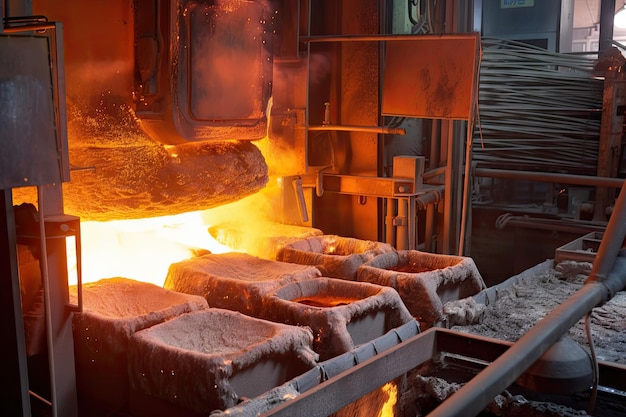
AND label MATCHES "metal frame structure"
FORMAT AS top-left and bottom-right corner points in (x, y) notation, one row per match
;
(0, 16), (79, 417)
(256, 177), (626, 417)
